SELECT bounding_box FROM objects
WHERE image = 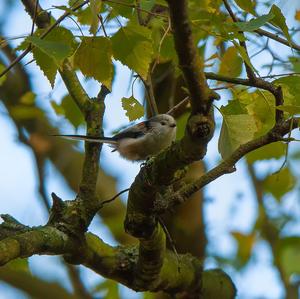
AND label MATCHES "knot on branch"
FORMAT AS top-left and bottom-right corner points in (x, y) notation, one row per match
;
(187, 114), (215, 143)
(124, 213), (157, 239)
(48, 193), (91, 238)
(36, 11), (51, 28)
